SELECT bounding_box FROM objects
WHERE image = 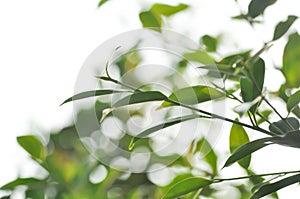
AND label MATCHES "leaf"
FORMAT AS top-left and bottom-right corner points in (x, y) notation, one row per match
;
(196, 138), (218, 175)
(273, 15), (298, 41)
(98, 0), (109, 7)
(251, 174), (300, 199)
(151, 3), (189, 17)
(198, 64), (246, 78)
(283, 32), (300, 88)
(17, 136), (46, 161)
(129, 114), (200, 150)
(240, 58), (265, 113)
(139, 11), (162, 29)
(257, 110), (272, 125)
(161, 85), (224, 107)
(61, 90), (128, 105)
(287, 90), (300, 113)
(0, 178), (43, 190)
(234, 96), (262, 116)
(113, 91), (167, 108)
(184, 50), (215, 65)
(201, 35), (218, 52)
(248, 0), (276, 18)
(223, 137), (273, 168)
(229, 120), (251, 169)
(269, 117), (299, 135)
(162, 177), (212, 199)
(272, 130), (300, 148)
